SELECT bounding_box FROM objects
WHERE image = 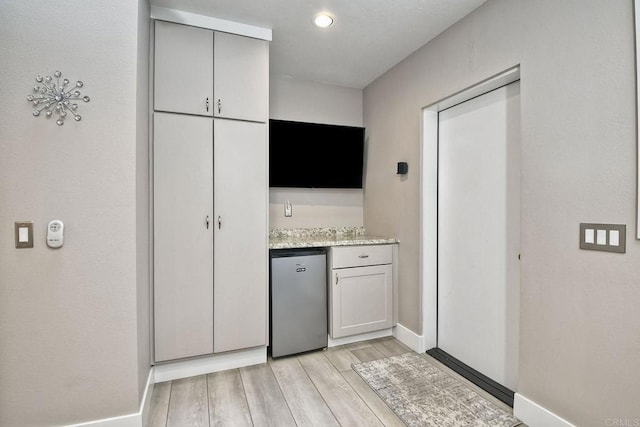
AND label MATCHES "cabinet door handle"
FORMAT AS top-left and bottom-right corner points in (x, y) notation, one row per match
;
(217, 99), (222, 114)
(205, 215), (210, 229)
(217, 216), (222, 229)
(358, 254), (369, 259)
(206, 97), (209, 112)
(335, 273), (339, 285)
